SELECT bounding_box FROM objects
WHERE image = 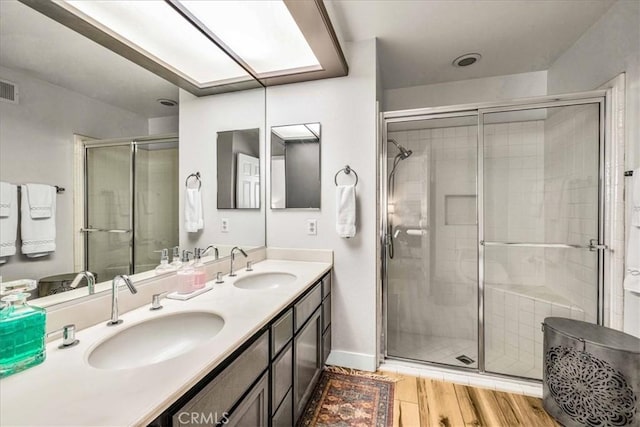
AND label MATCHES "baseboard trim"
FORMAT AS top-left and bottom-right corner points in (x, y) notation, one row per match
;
(326, 350), (377, 372)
